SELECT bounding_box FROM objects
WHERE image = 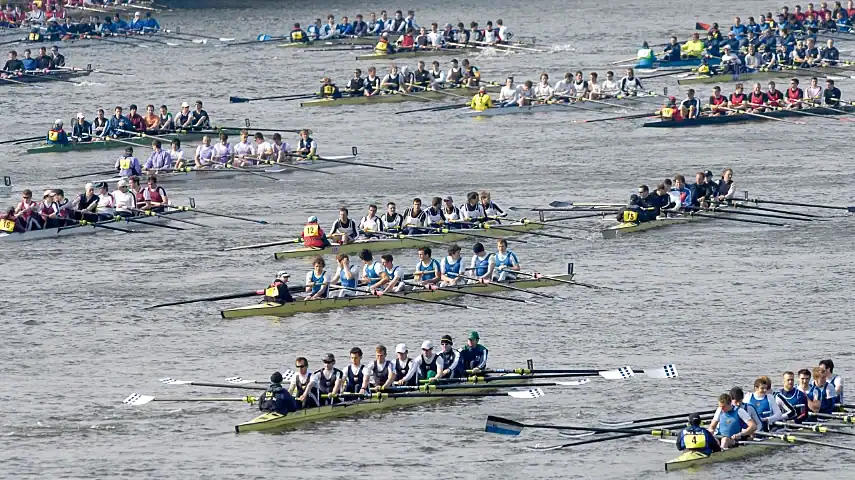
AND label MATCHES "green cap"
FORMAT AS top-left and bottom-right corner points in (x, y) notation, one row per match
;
(468, 331), (480, 340)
